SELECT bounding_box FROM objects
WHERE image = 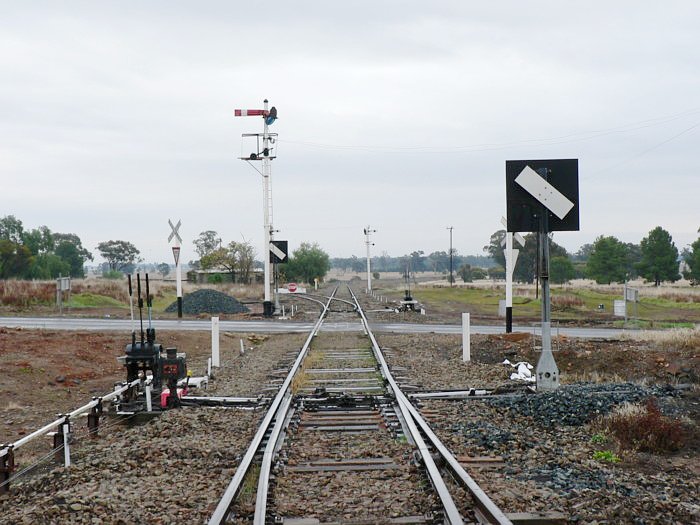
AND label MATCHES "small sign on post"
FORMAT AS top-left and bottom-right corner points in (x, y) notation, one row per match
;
(613, 300), (626, 317)
(56, 277), (71, 313)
